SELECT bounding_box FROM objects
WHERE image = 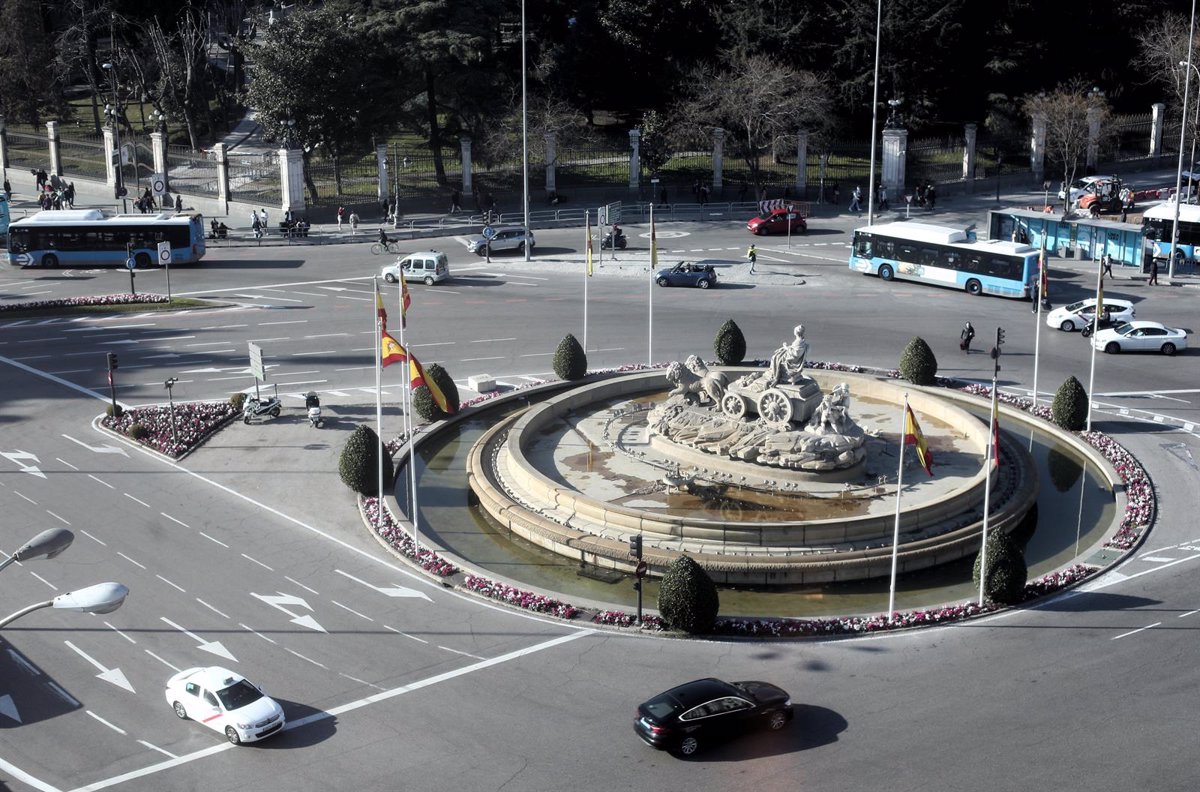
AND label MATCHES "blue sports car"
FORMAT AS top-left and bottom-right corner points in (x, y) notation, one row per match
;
(656, 261), (717, 289)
